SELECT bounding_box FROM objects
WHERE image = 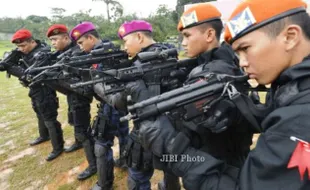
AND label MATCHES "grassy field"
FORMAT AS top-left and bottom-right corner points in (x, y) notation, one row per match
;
(0, 72), (168, 190)
(0, 41), (14, 57)
(0, 41), (263, 190)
